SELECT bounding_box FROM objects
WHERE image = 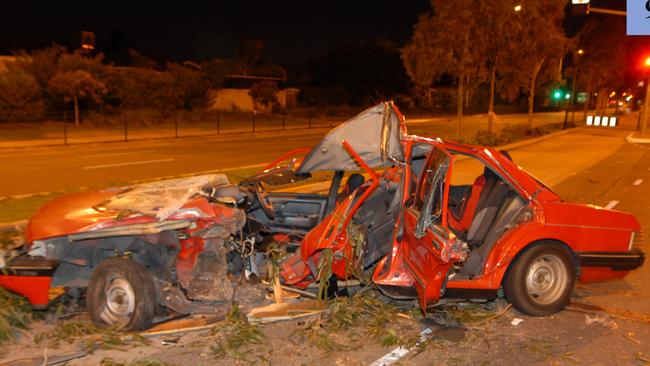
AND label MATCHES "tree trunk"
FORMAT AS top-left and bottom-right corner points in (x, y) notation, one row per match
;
(73, 96), (80, 126)
(465, 75), (470, 107)
(528, 59), (545, 127)
(487, 66), (496, 133)
(457, 74), (464, 138)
